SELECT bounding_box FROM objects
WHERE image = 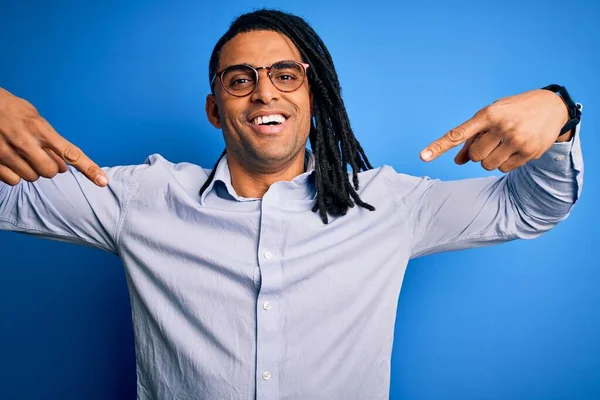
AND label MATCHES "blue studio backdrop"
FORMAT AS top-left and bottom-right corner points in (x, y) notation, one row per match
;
(1, 1), (598, 399)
